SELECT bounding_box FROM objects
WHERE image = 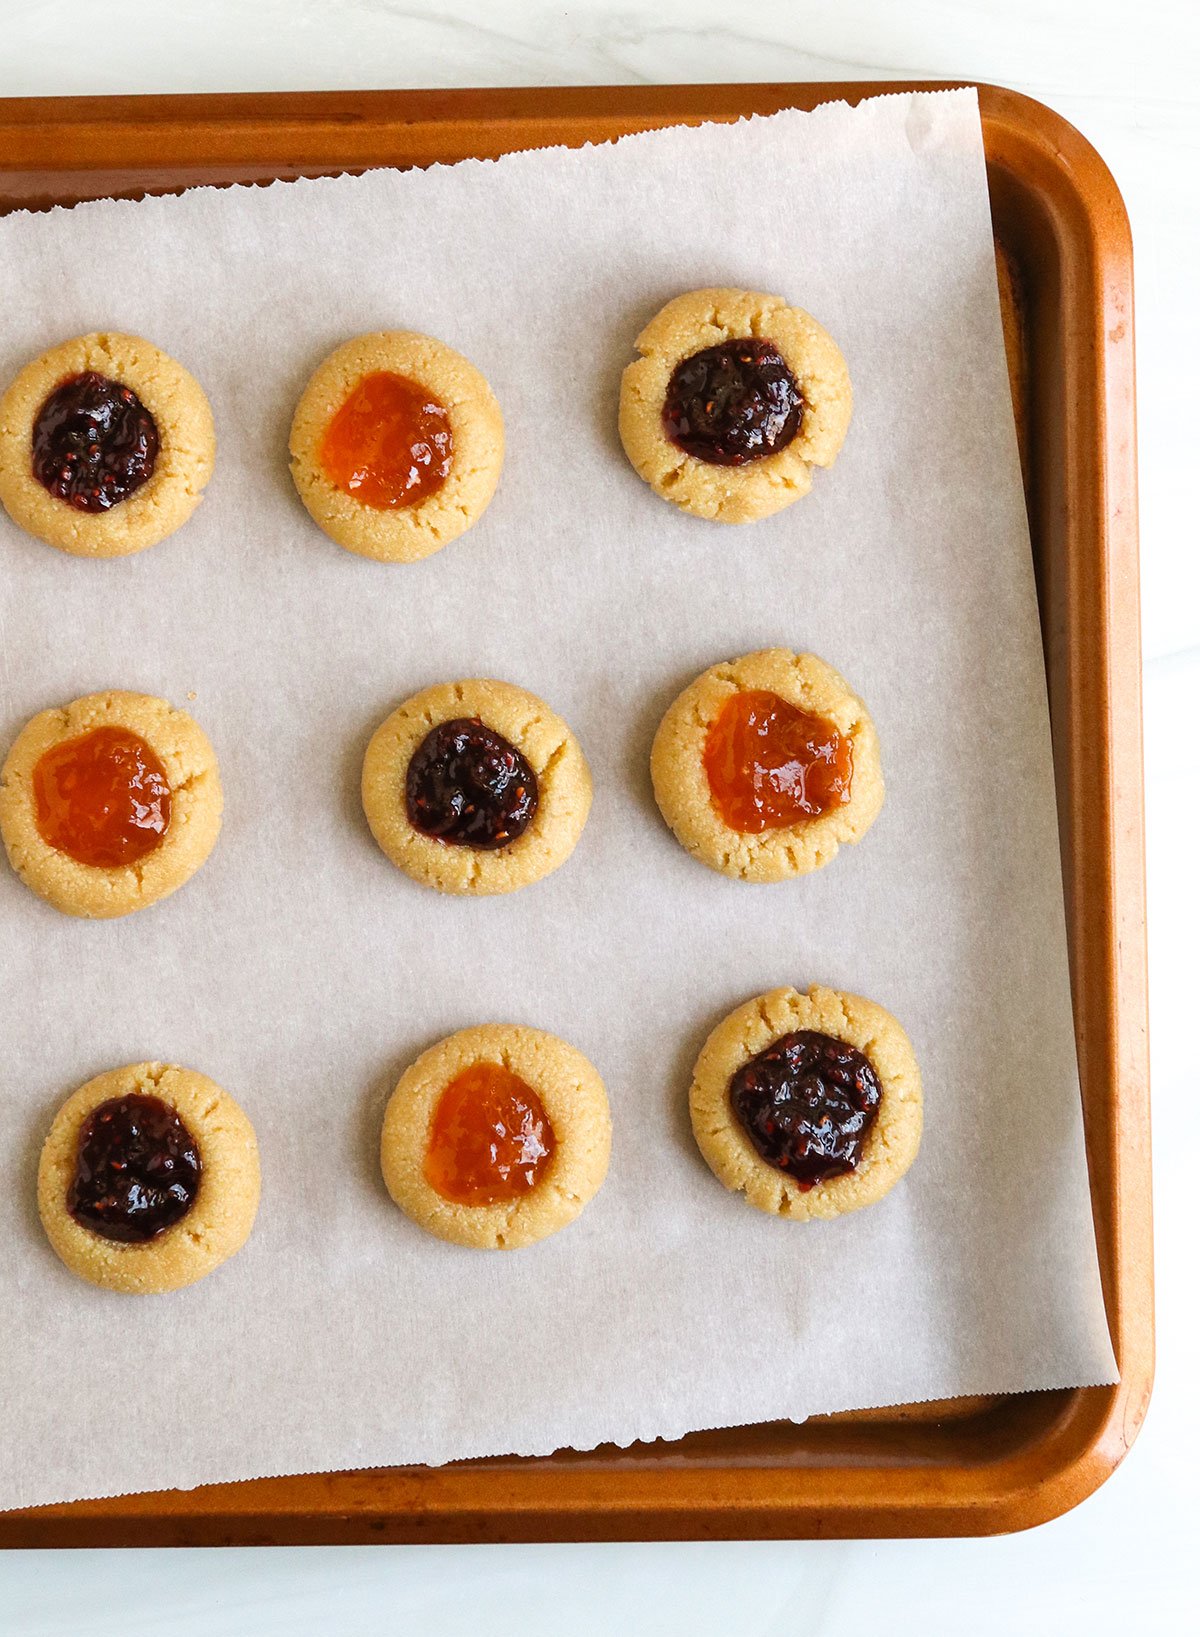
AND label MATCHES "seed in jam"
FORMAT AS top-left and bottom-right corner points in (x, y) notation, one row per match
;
(703, 689), (852, 833)
(424, 1061), (556, 1207)
(319, 370), (453, 510)
(730, 1030), (881, 1190)
(32, 724), (172, 868)
(662, 338), (803, 466)
(406, 718), (538, 850)
(67, 1092), (201, 1242)
(31, 370), (160, 512)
